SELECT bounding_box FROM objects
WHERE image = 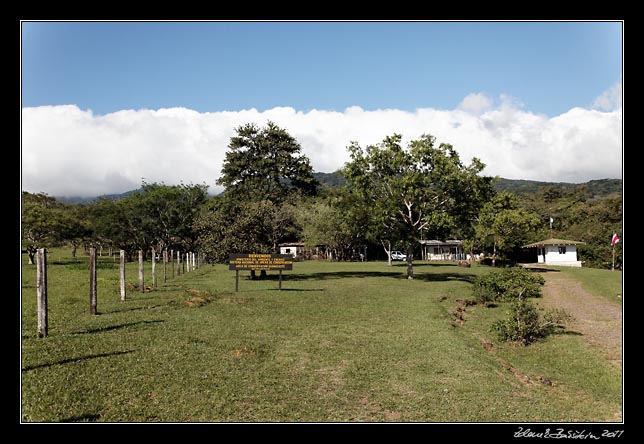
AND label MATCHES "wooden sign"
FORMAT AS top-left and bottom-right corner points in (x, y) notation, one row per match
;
(228, 253), (293, 291)
(228, 254), (293, 271)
